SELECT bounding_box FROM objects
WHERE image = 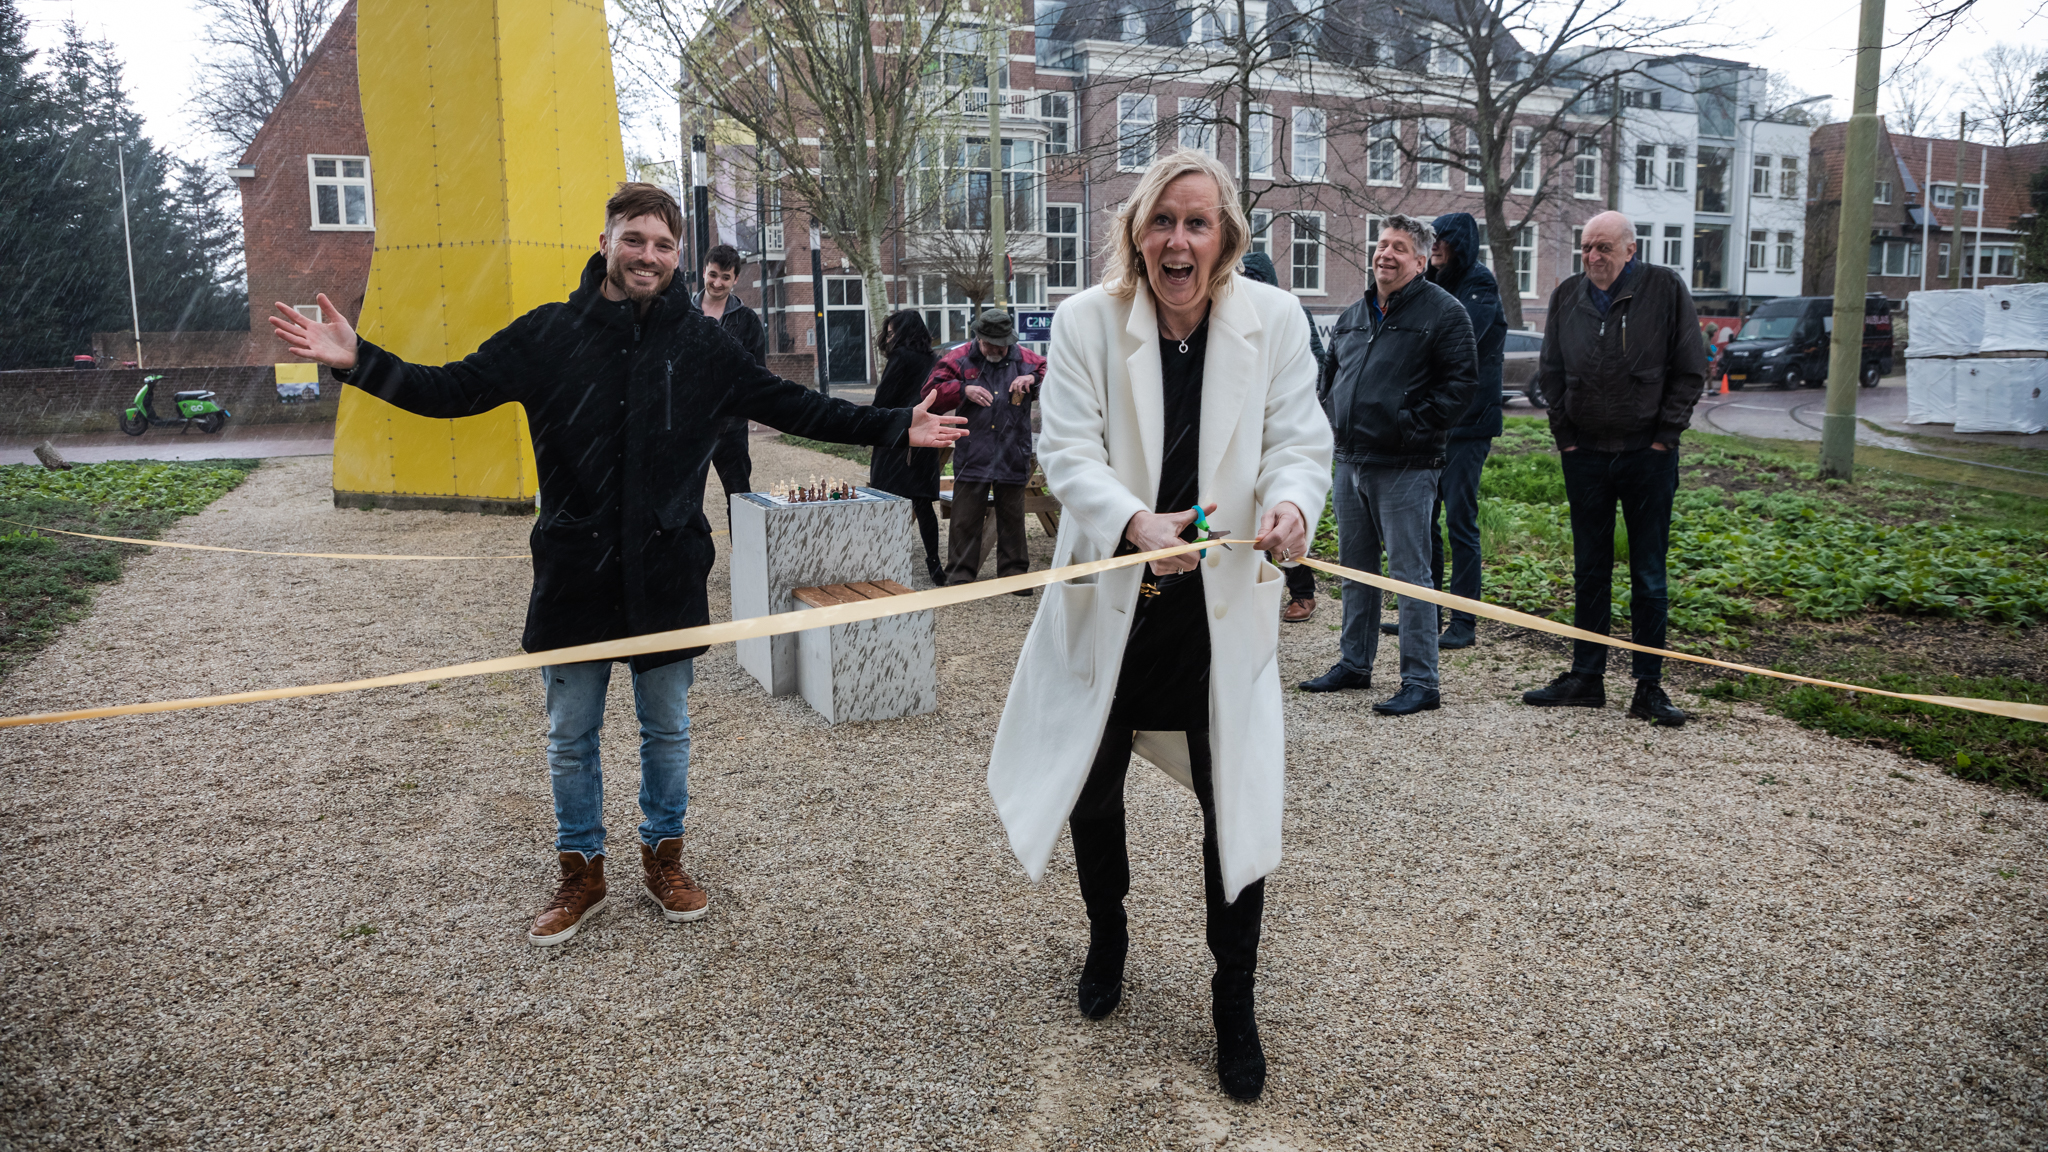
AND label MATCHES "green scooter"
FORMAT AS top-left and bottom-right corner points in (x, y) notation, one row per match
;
(118, 374), (231, 436)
